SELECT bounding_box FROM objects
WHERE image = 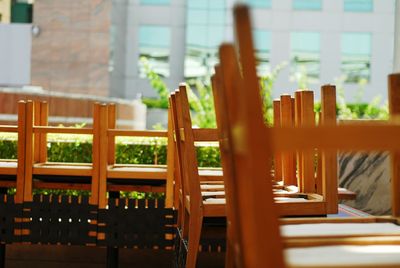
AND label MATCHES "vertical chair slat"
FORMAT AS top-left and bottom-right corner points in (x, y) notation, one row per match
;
(39, 101), (48, 163)
(234, 4), (285, 267)
(300, 90), (316, 193)
(166, 104), (175, 208)
(33, 101), (41, 163)
(90, 103), (100, 206)
(294, 91), (303, 189)
(321, 85), (338, 214)
(315, 111), (323, 195)
(107, 103), (116, 166)
(280, 94), (297, 186)
(15, 101), (26, 204)
(169, 94), (182, 212)
(389, 73), (400, 217)
(98, 104), (108, 209)
(24, 101), (34, 202)
(217, 47), (245, 267)
(273, 99), (282, 182)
